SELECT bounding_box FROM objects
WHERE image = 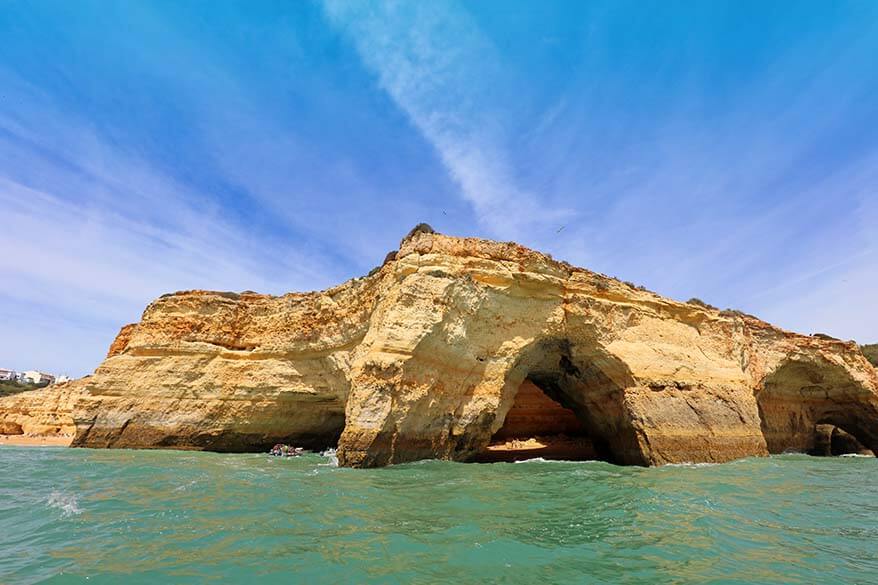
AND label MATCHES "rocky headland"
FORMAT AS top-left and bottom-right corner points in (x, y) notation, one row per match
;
(2, 226), (876, 466)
